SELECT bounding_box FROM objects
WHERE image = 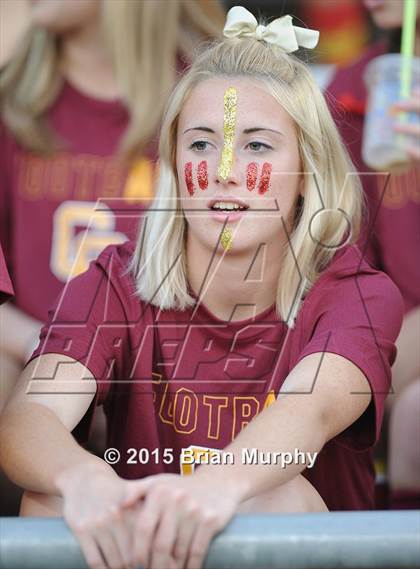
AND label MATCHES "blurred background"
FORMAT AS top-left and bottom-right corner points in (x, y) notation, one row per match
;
(1, 0), (383, 82)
